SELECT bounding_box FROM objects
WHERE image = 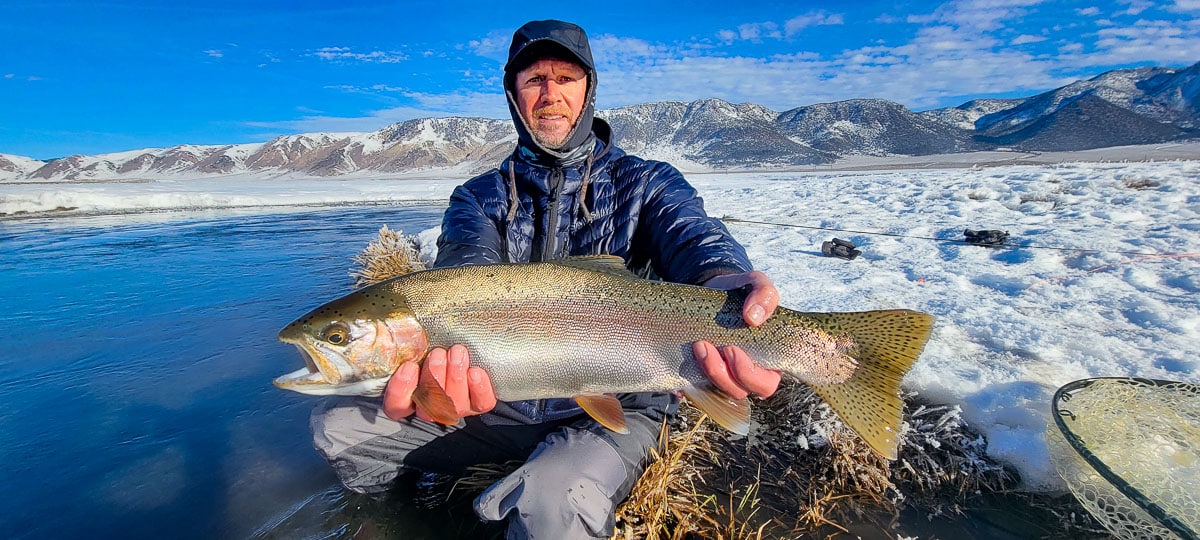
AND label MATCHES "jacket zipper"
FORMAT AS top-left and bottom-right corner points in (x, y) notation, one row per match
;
(543, 167), (565, 261)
